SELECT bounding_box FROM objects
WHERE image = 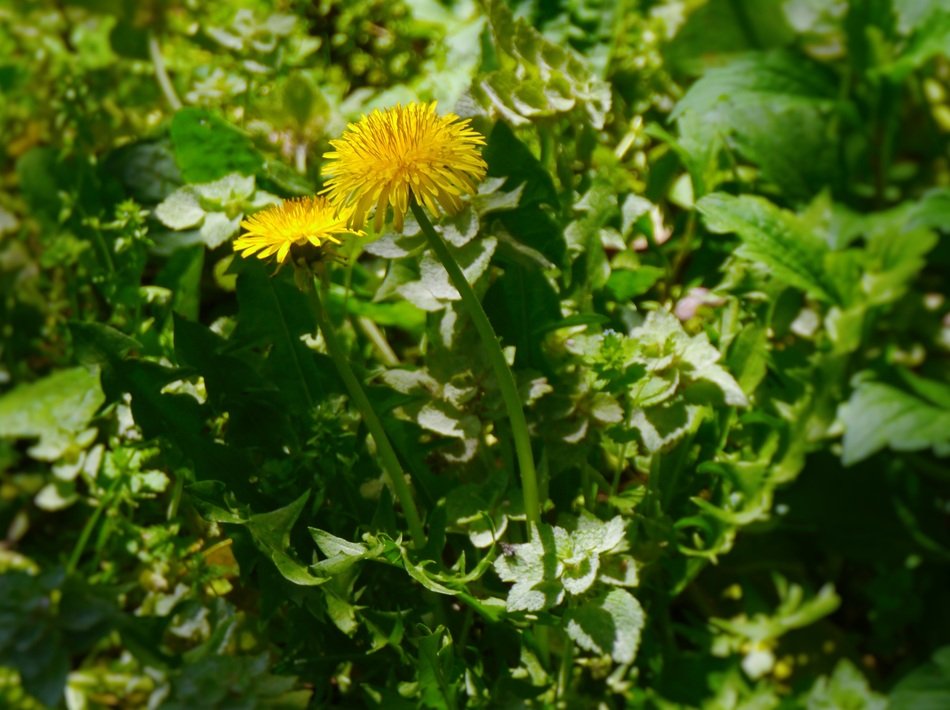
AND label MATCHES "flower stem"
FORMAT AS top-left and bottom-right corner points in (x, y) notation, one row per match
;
(410, 202), (541, 526)
(306, 275), (426, 548)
